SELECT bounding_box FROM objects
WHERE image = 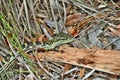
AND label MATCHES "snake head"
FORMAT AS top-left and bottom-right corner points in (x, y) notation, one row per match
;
(45, 33), (74, 50)
(54, 33), (74, 43)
